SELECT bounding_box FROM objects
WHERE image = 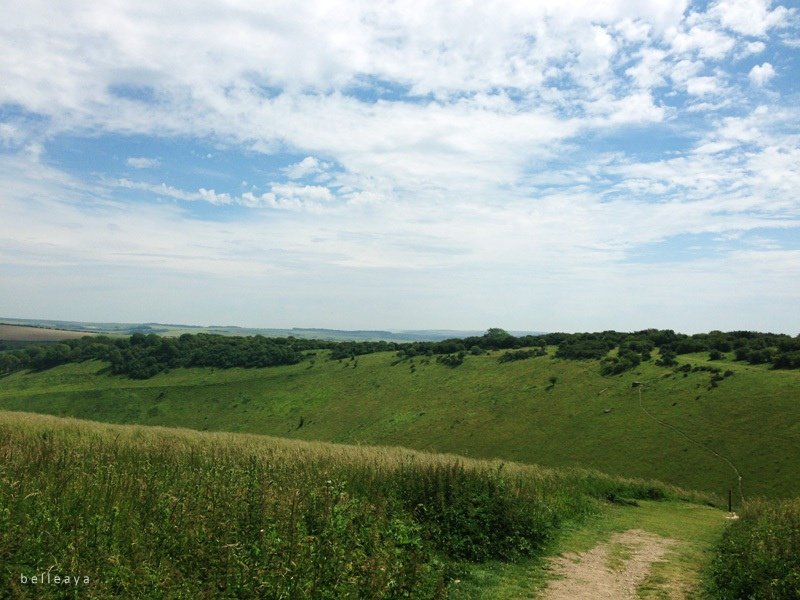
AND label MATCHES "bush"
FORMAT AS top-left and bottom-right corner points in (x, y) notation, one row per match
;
(655, 350), (678, 367)
(392, 462), (559, 561)
(436, 352), (465, 368)
(600, 350), (640, 376)
(555, 337), (615, 360)
(773, 351), (800, 370)
(497, 348), (545, 363)
(706, 498), (800, 599)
